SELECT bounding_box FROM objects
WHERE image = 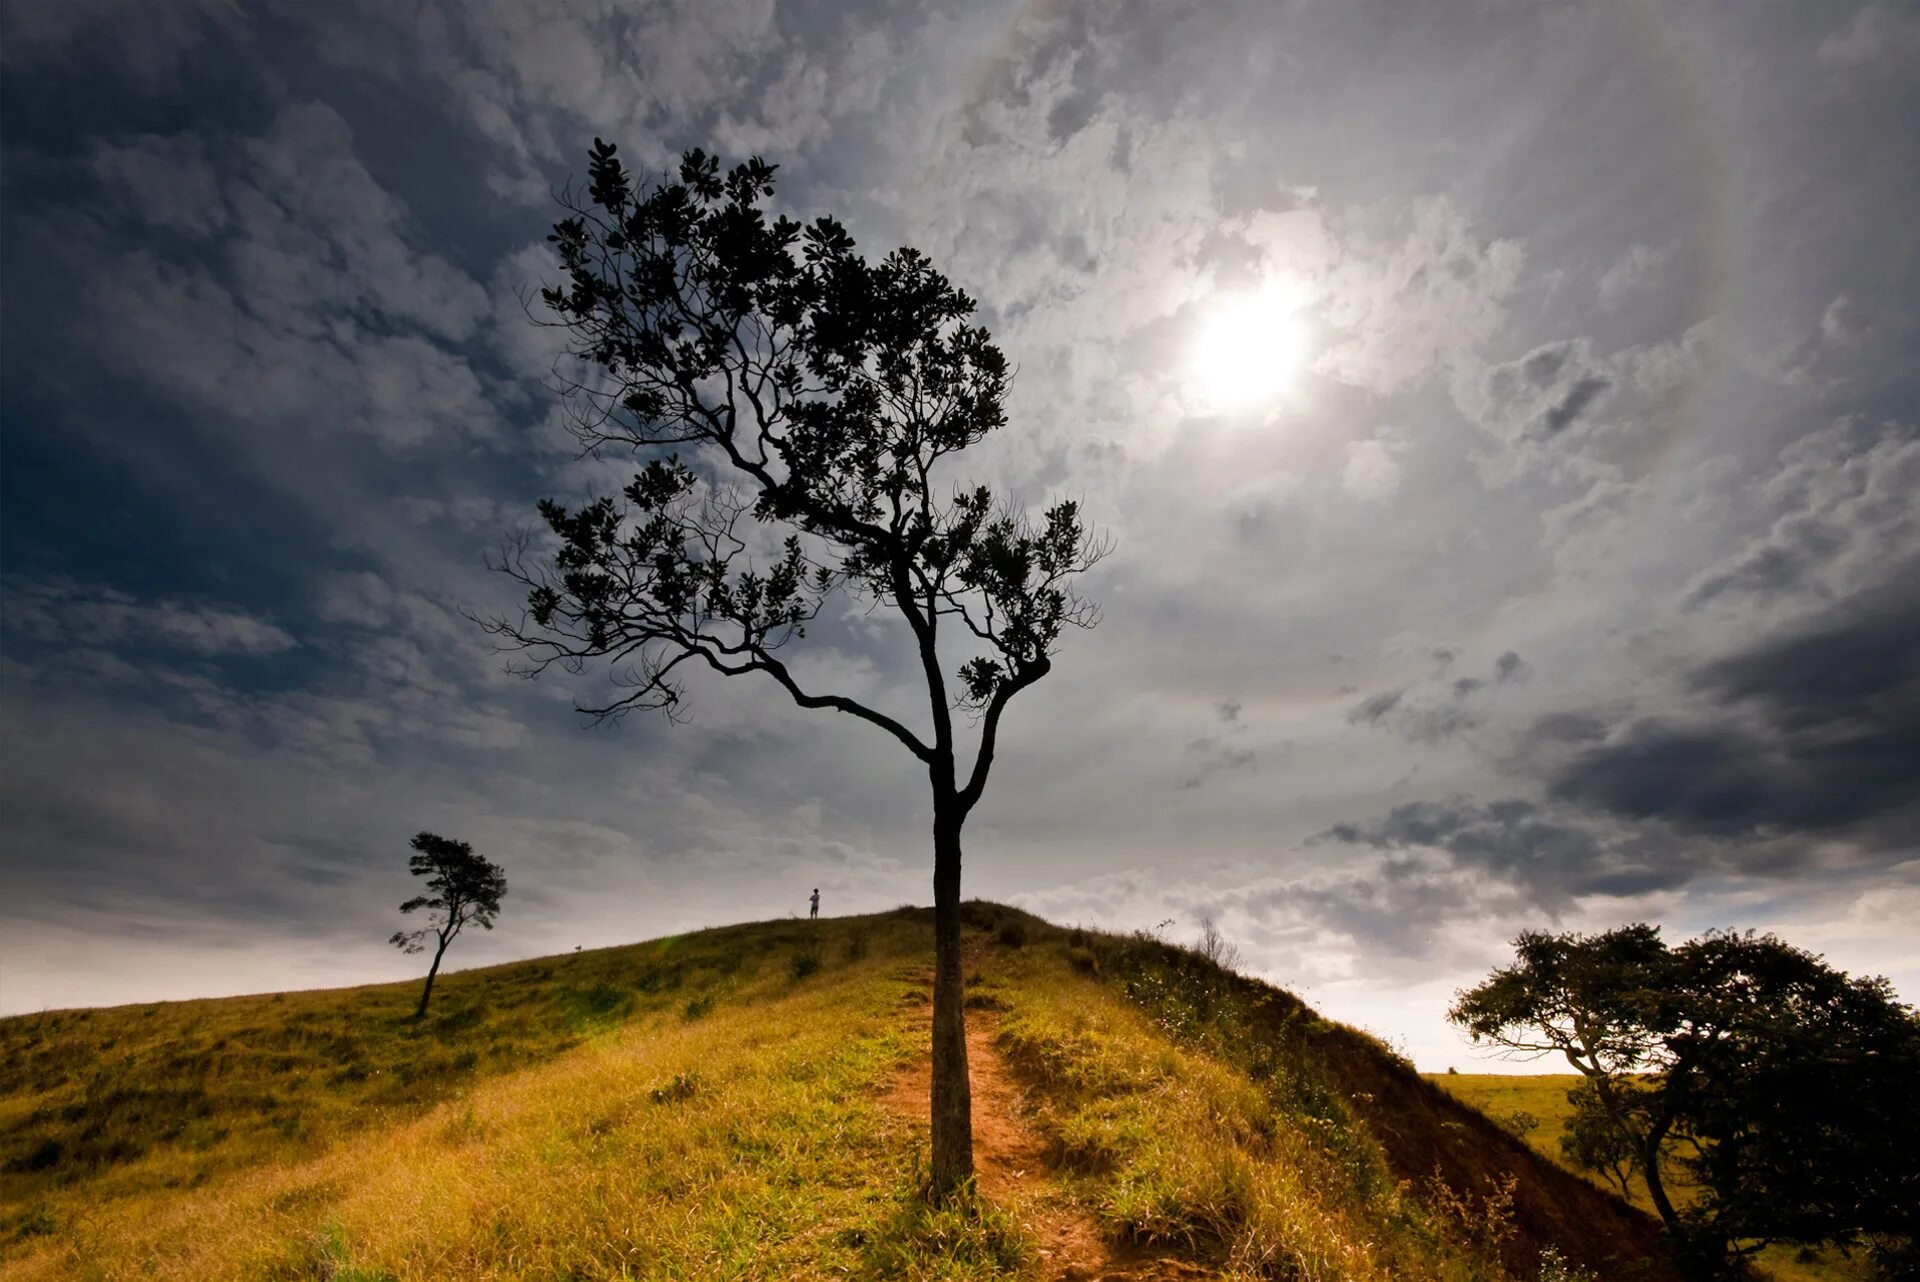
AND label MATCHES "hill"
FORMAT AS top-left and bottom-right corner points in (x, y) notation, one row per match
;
(0, 905), (1681, 1280)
